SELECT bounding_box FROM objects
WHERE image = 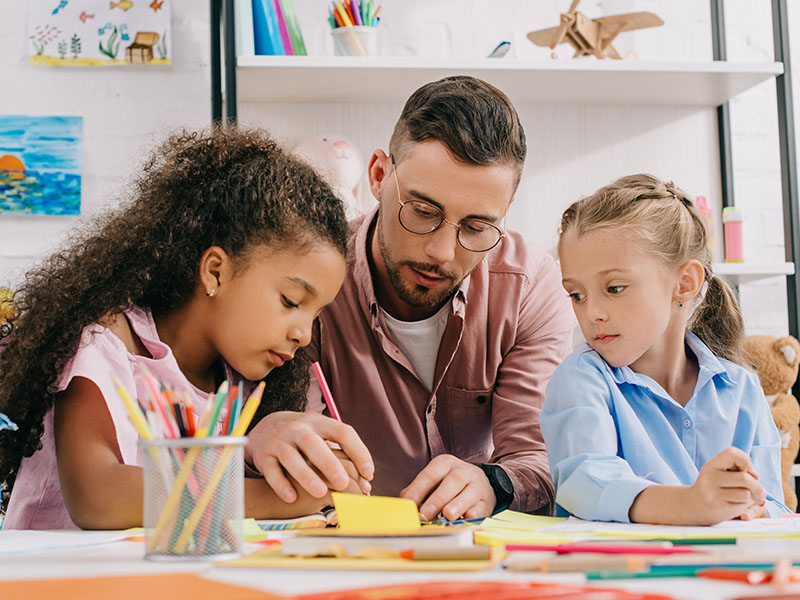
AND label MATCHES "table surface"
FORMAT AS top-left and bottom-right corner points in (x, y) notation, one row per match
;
(2, 534), (800, 600)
